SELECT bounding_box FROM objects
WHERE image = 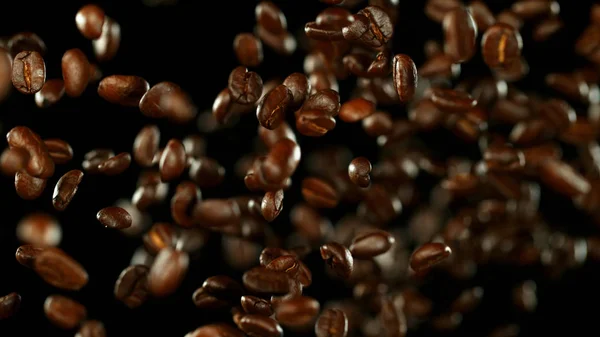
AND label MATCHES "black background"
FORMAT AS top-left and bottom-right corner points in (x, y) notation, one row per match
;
(0, 0), (599, 336)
